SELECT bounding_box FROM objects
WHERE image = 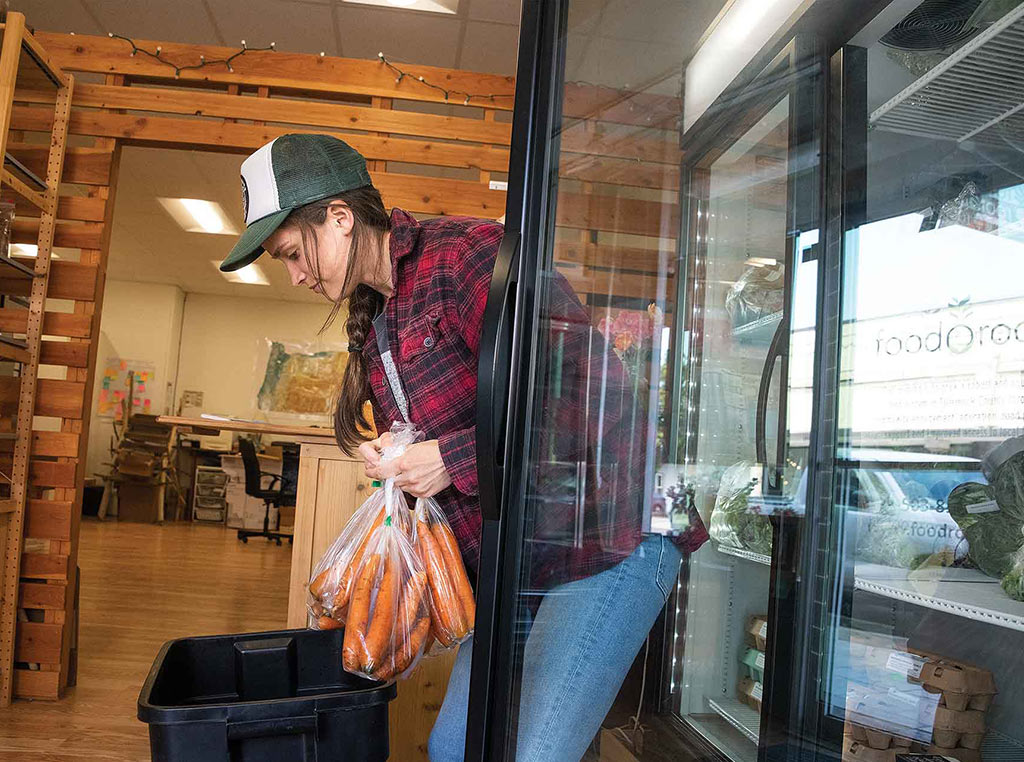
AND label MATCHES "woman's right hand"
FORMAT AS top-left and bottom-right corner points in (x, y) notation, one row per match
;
(359, 432), (393, 480)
